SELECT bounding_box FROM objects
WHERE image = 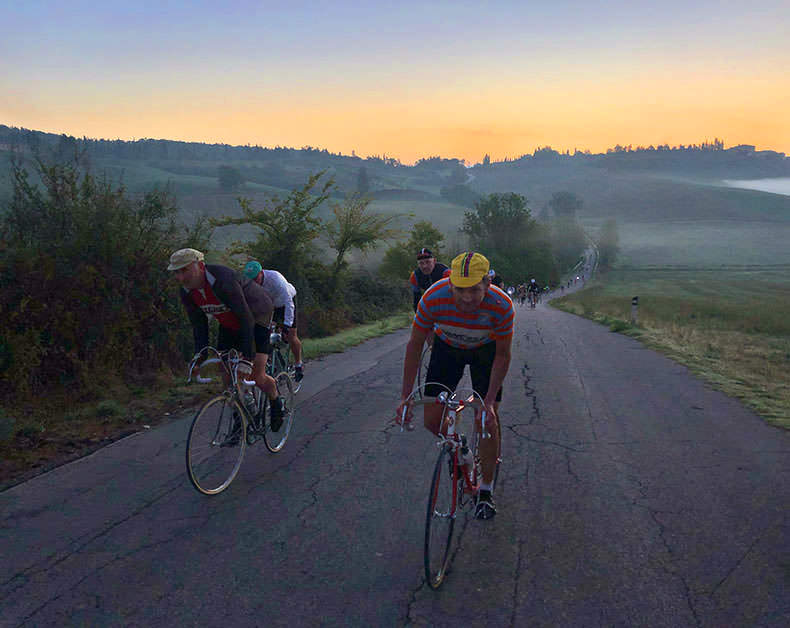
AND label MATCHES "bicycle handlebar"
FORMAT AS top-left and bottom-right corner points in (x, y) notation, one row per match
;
(400, 390), (490, 438)
(187, 348), (255, 388)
